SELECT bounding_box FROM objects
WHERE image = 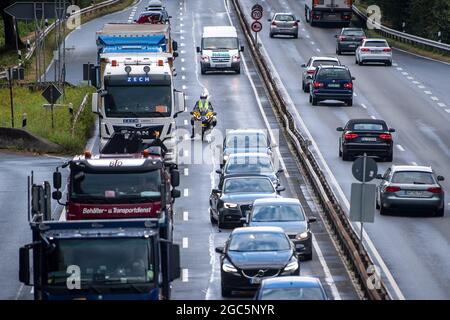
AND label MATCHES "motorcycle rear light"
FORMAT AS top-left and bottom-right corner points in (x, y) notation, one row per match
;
(343, 82), (353, 89)
(385, 186), (401, 192)
(427, 187), (442, 194)
(344, 133), (358, 140)
(313, 81), (324, 88)
(379, 133), (392, 140)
